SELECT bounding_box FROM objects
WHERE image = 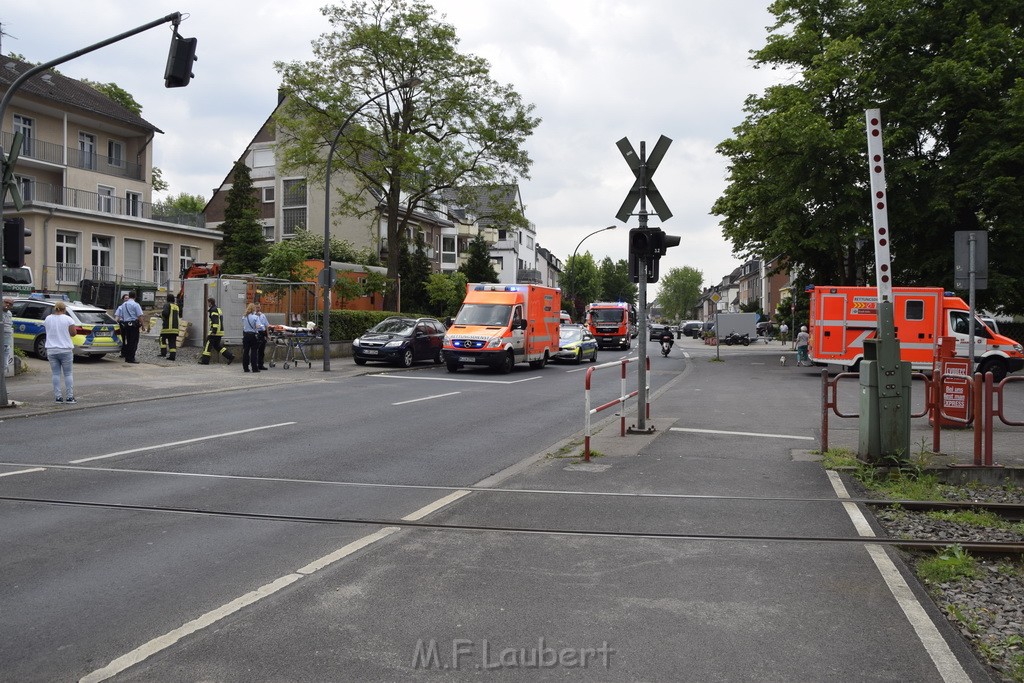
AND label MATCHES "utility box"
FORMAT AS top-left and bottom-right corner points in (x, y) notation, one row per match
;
(858, 339), (912, 462)
(182, 278), (250, 346)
